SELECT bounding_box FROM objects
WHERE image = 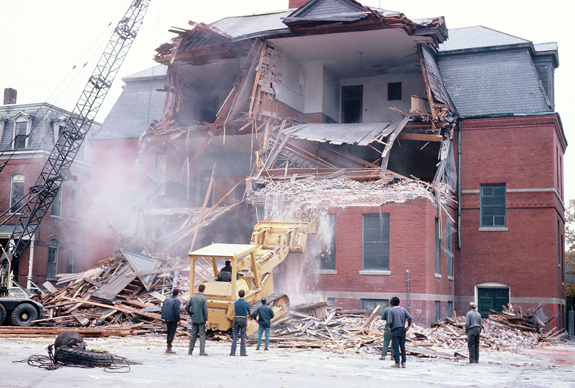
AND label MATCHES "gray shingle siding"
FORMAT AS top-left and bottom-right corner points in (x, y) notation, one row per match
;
(96, 76), (167, 139)
(437, 49), (552, 116)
